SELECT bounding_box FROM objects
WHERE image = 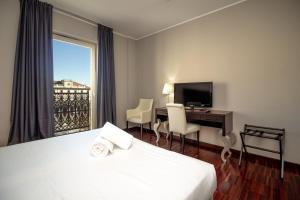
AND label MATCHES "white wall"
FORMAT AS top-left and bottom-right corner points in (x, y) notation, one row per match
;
(53, 12), (98, 43)
(0, 0), (19, 146)
(136, 0), (300, 164)
(114, 36), (138, 128)
(0, 0), (137, 146)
